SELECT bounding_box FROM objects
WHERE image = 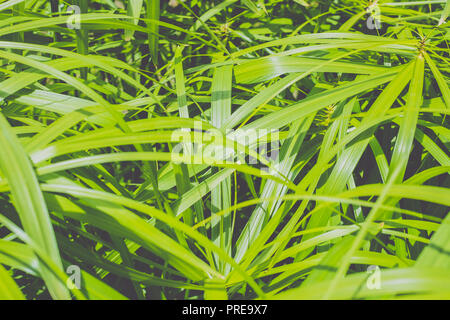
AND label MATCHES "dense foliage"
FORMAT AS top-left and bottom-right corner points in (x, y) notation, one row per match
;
(0, 0), (449, 300)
